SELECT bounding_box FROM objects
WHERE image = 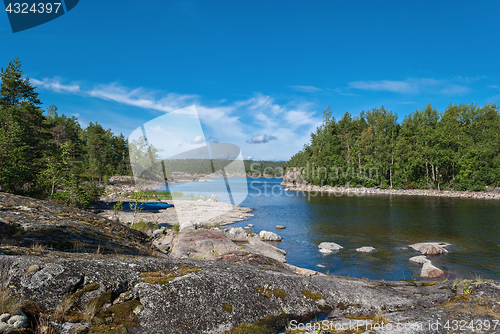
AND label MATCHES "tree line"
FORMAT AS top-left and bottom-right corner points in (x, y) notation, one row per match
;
(287, 103), (500, 191)
(0, 57), (131, 206)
